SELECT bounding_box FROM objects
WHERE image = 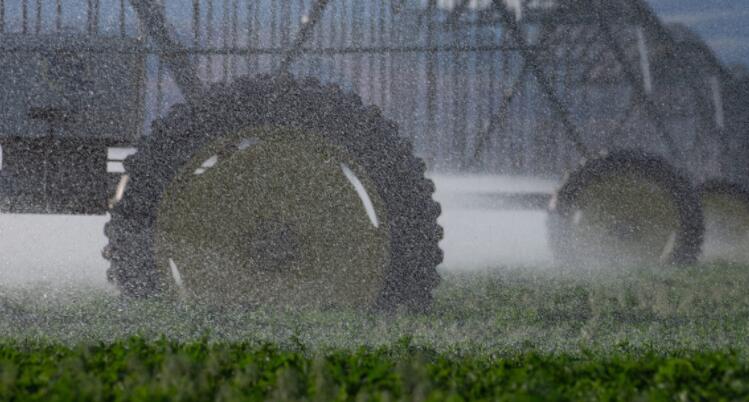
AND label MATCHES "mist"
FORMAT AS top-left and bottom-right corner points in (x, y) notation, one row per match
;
(0, 214), (111, 287)
(0, 174), (558, 288)
(432, 174), (555, 269)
